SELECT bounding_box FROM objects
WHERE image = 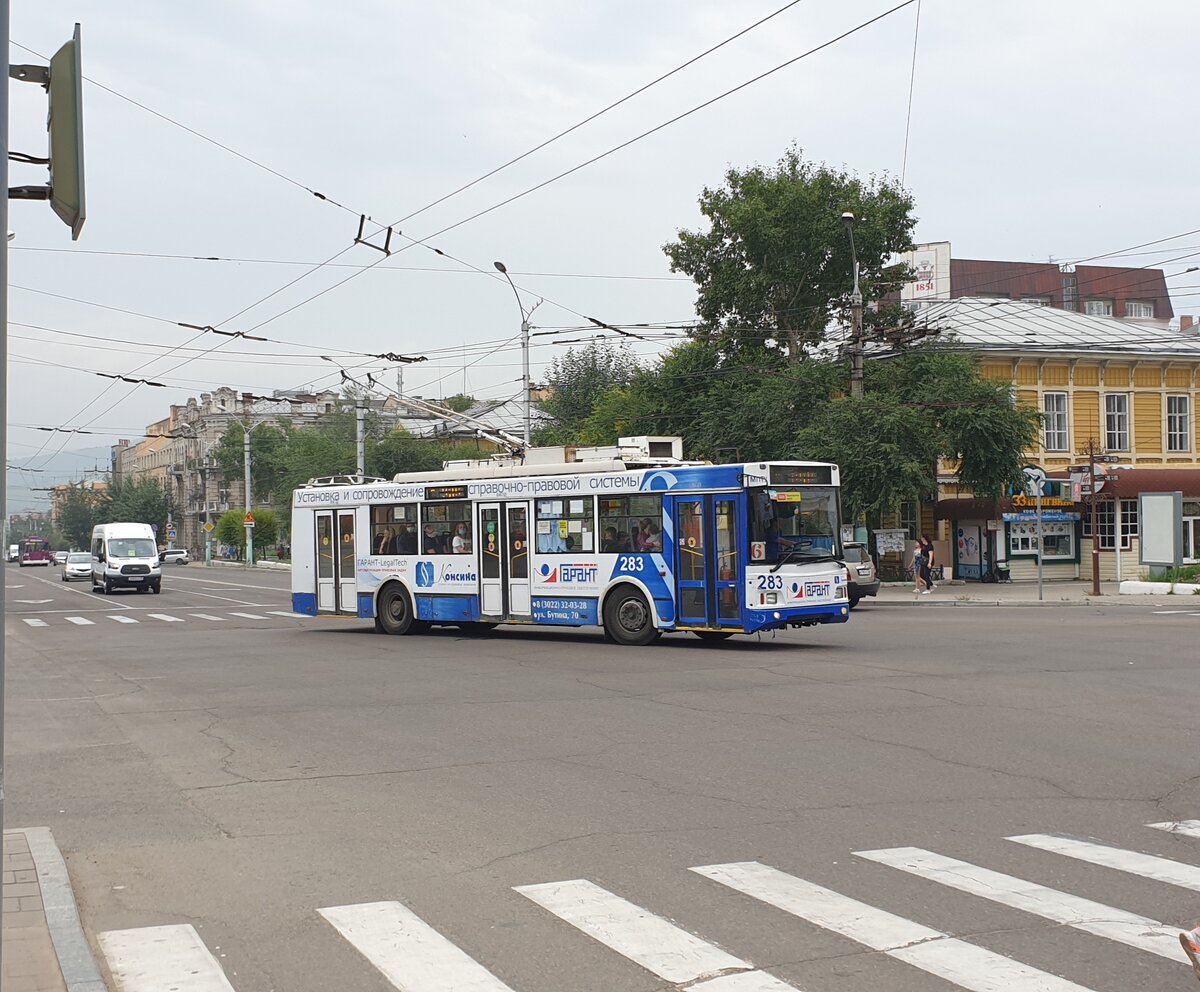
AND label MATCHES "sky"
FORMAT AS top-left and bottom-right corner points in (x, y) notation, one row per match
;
(7, 0), (1200, 509)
